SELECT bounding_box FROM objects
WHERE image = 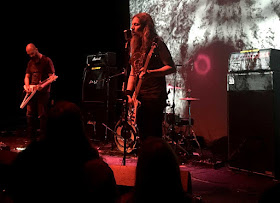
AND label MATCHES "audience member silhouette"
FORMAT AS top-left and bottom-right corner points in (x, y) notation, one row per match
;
(259, 182), (280, 203)
(119, 136), (191, 203)
(7, 101), (117, 203)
